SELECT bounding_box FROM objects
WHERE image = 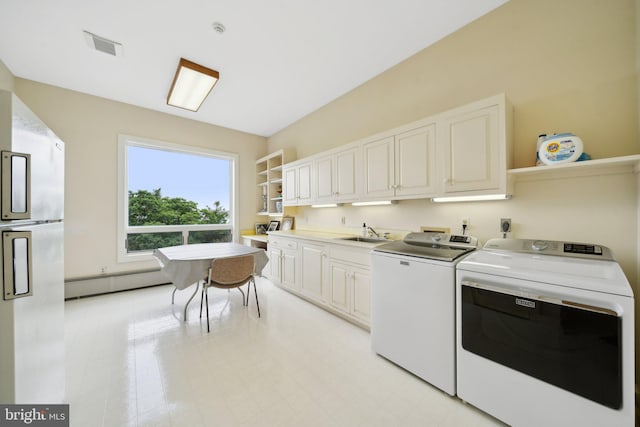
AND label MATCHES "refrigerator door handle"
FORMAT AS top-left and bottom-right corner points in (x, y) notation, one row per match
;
(3, 230), (33, 300)
(1, 151), (31, 220)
